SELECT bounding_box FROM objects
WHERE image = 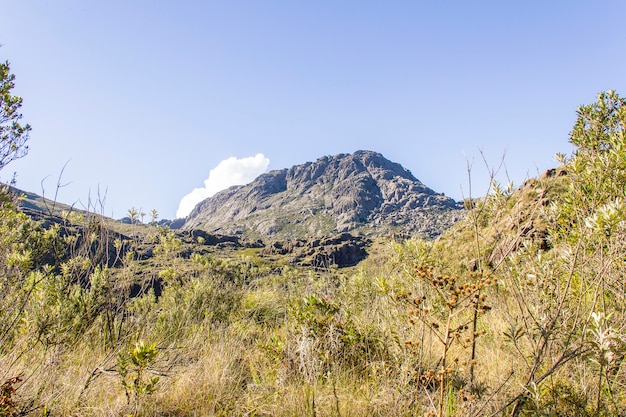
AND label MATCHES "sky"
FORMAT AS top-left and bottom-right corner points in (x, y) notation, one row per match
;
(2, 1), (626, 220)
